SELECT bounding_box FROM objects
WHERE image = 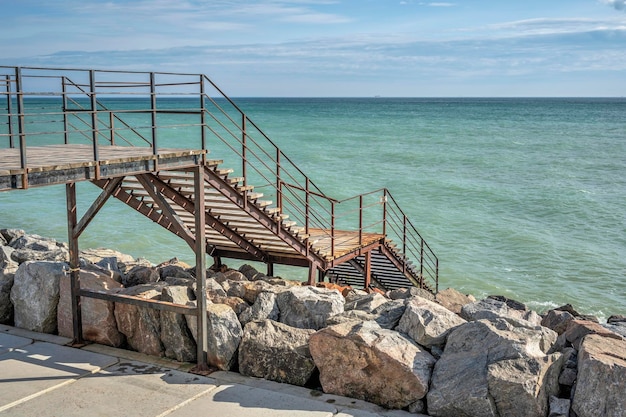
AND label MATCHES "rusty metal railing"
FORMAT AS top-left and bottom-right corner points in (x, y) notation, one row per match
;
(0, 66), (438, 290)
